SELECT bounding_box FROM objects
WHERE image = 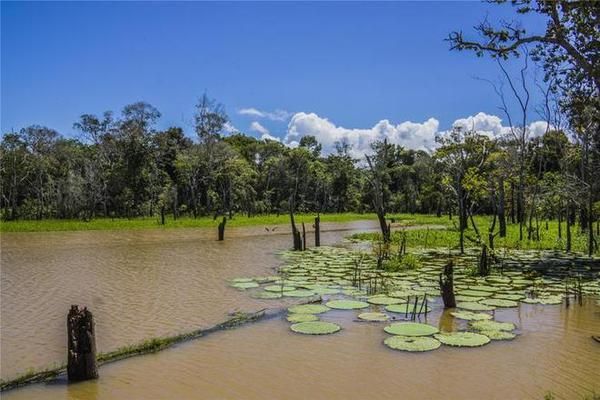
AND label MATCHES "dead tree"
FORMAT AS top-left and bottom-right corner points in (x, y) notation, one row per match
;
(314, 215), (321, 247)
(67, 305), (98, 382)
(218, 216), (226, 241)
(439, 261), (456, 308)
